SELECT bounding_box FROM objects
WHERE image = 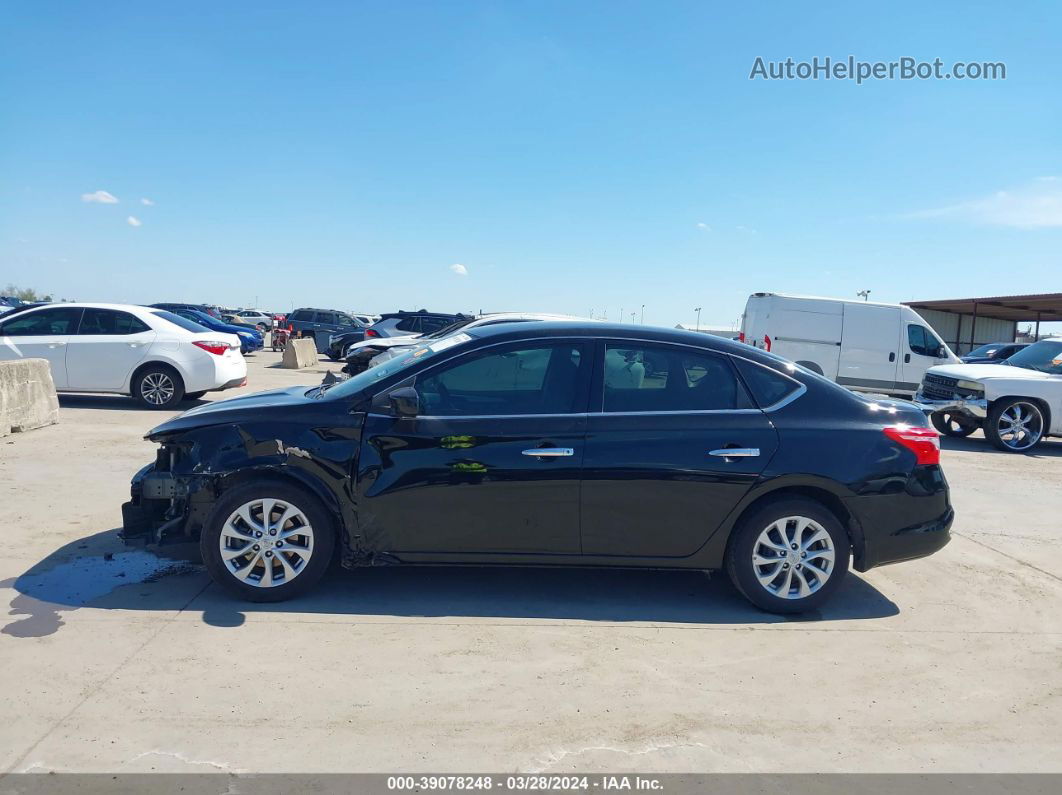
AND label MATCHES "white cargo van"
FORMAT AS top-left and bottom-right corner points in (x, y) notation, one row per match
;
(740, 293), (960, 397)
